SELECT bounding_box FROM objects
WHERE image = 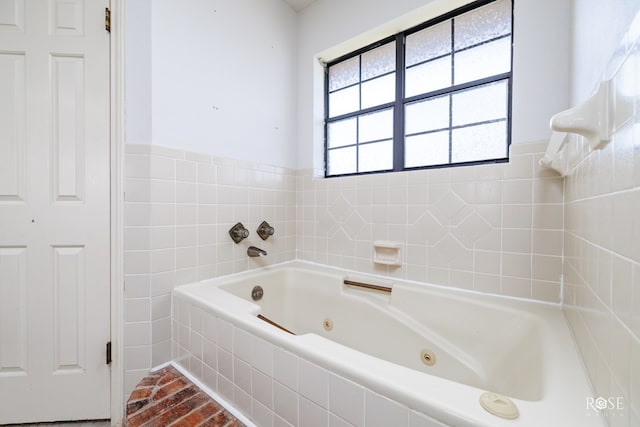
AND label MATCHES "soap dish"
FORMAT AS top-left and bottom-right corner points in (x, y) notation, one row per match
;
(373, 241), (402, 266)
